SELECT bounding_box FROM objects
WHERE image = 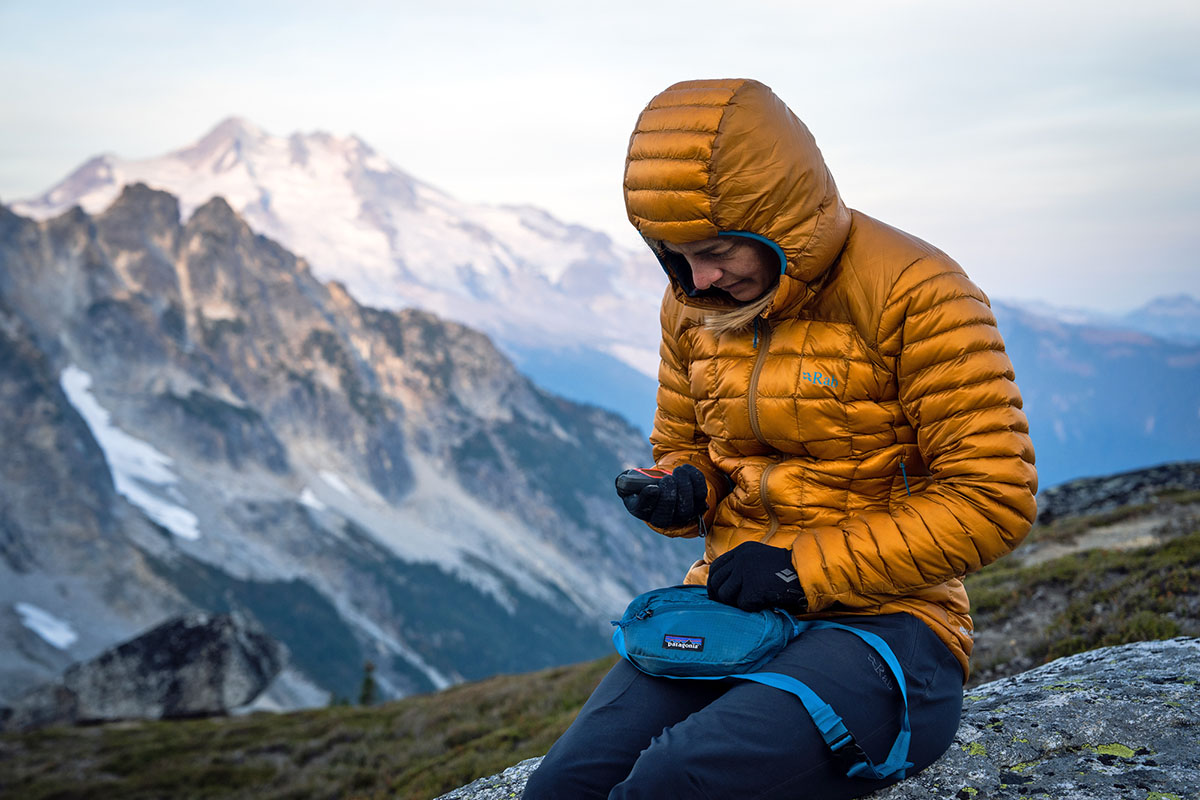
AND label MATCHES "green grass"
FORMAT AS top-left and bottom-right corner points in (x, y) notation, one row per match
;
(966, 520), (1200, 673)
(0, 656), (618, 800)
